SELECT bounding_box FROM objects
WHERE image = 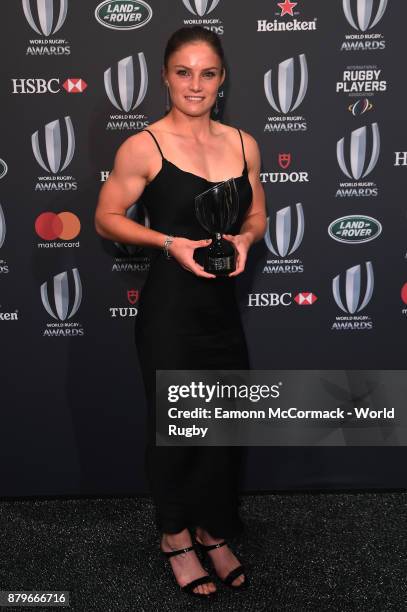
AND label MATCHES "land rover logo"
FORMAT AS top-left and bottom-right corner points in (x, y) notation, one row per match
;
(328, 215), (382, 244)
(95, 0), (152, 30)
